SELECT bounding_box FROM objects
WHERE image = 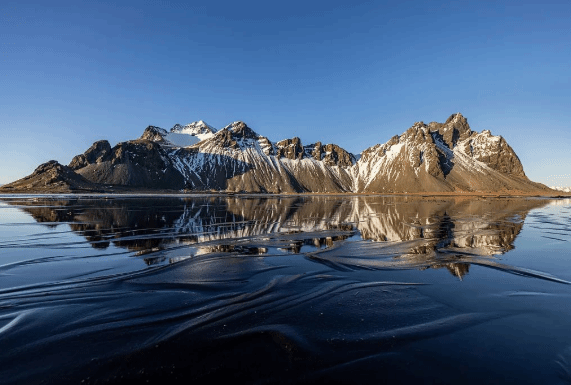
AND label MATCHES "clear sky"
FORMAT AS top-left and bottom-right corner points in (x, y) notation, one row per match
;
(1, 0), (570, 186)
